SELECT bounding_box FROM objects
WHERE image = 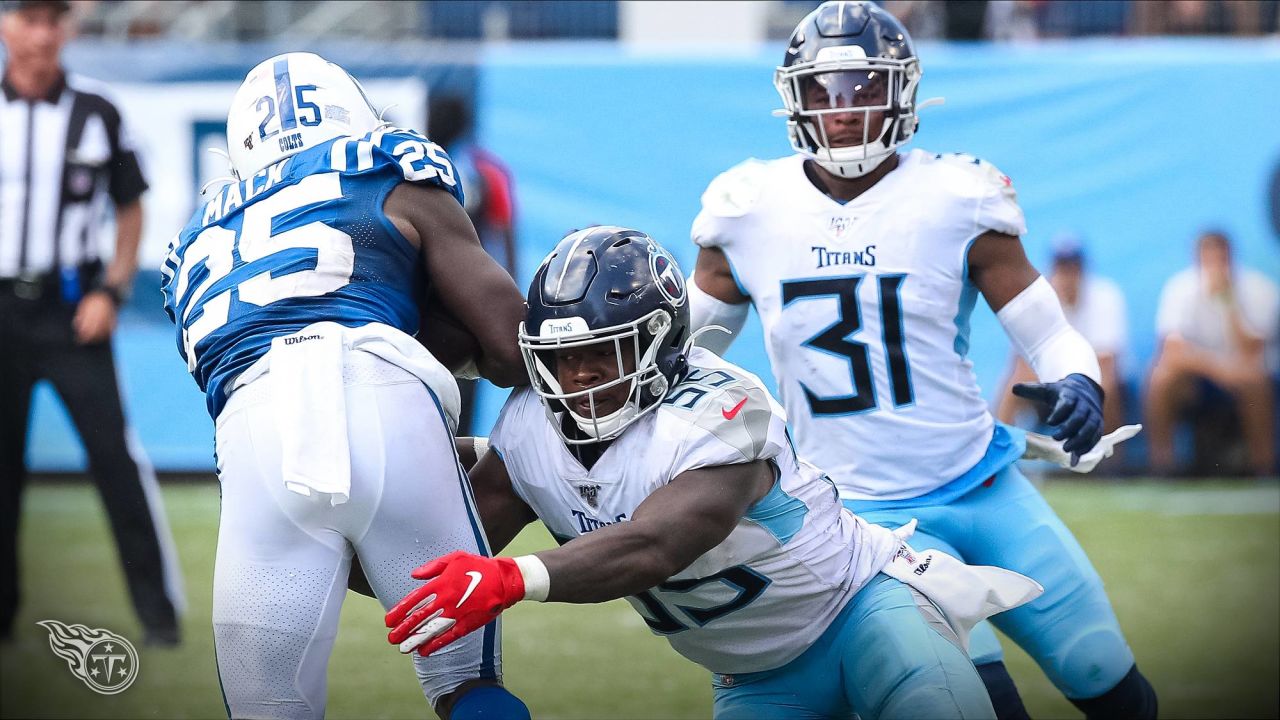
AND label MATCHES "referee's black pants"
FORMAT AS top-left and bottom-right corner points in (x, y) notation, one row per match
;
(0, 290), (179, 638)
